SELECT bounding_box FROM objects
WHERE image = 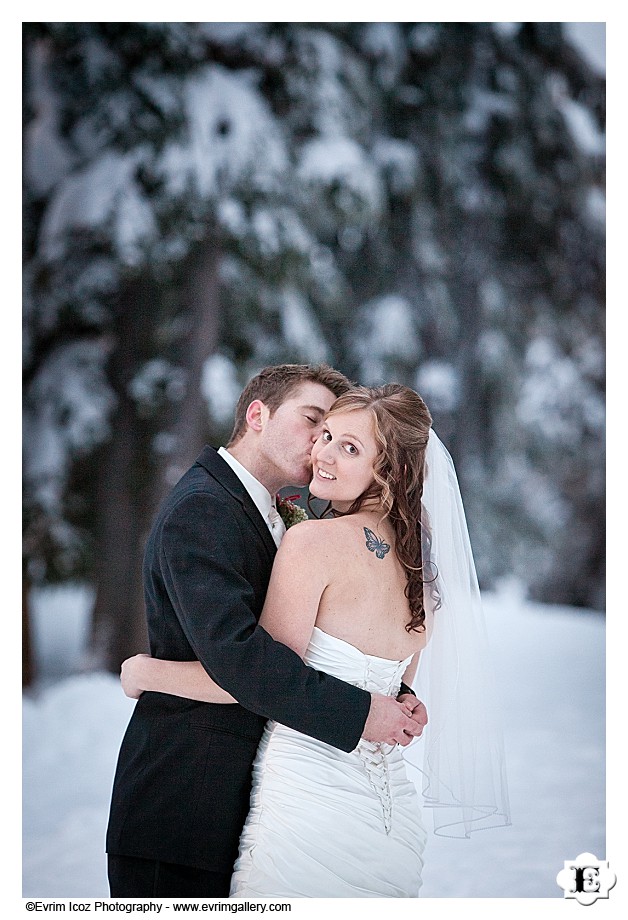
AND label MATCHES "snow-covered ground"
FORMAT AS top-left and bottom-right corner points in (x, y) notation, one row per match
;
(23, 580), (606, 900)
